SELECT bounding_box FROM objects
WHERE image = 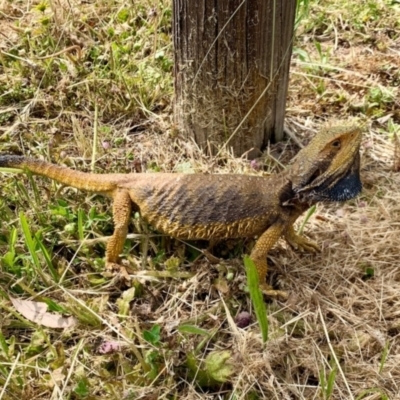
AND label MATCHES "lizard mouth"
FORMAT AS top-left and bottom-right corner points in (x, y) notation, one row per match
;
(295, 152), (362, 203)
(306, 168), (323, 185)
